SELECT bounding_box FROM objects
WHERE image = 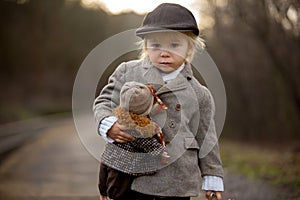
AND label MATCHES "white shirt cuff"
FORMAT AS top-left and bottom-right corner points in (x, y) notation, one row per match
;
(202, 175), (224, 191)
(99, 116), (118, 143)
